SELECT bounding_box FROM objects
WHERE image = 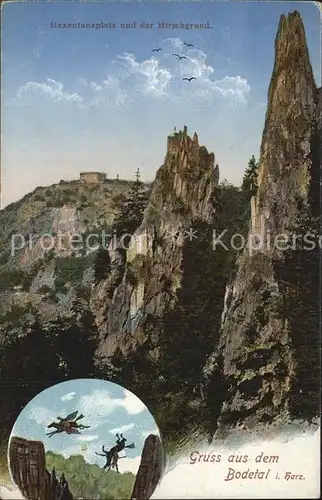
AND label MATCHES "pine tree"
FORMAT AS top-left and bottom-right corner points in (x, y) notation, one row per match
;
(113, 168), (149, 236)
(242, 155), (259, 199)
